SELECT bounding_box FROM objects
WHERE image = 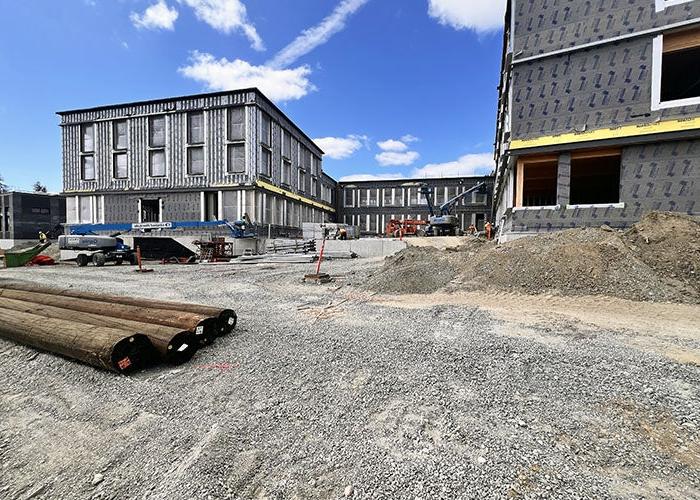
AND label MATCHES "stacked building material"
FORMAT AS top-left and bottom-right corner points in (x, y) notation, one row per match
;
(265, 239), (316, 254)
(0, 281), (238, 374)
